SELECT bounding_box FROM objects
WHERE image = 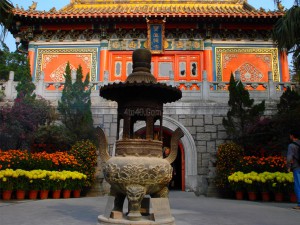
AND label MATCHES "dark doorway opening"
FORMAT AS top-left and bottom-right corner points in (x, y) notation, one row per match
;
(135, 126), (184, 191)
